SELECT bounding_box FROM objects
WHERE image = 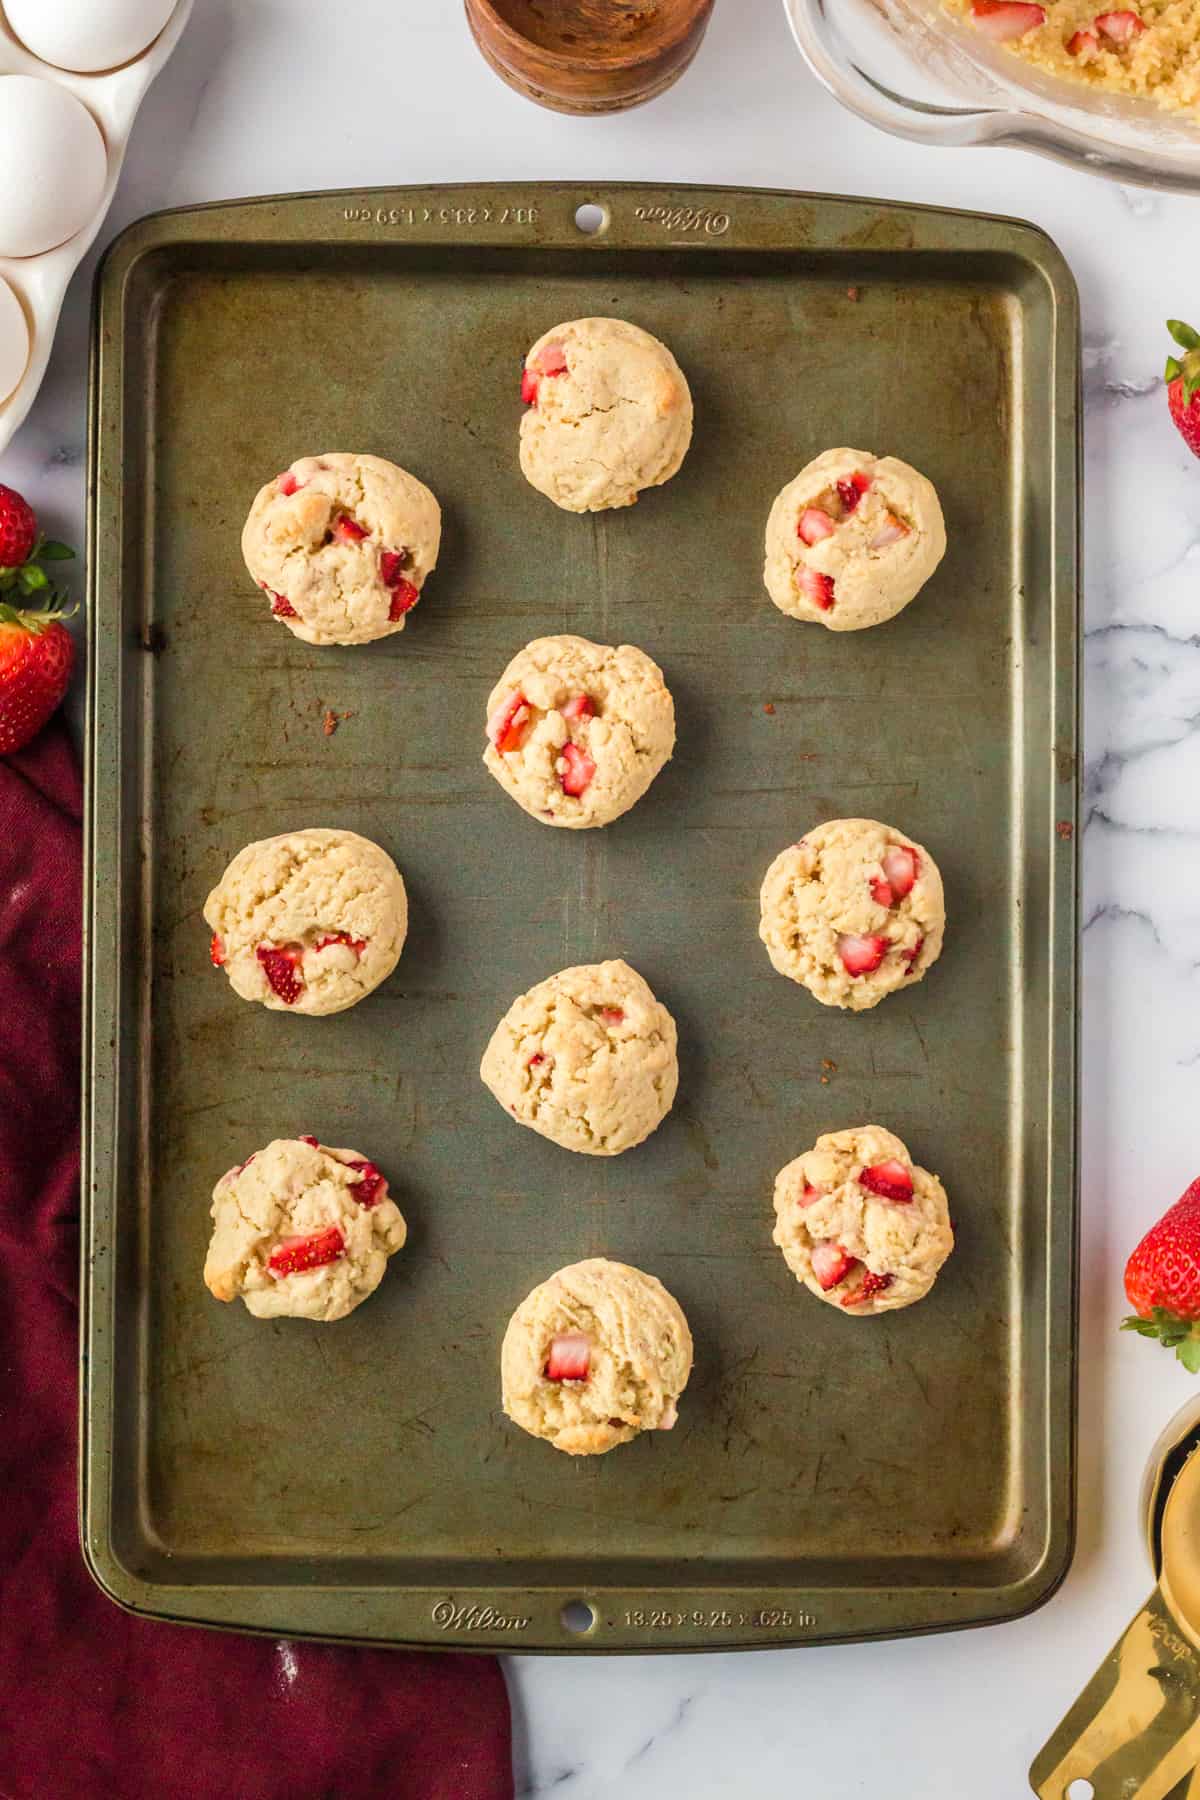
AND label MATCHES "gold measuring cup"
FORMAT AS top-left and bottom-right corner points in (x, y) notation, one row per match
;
(1031, 1397), (1200, 1796)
